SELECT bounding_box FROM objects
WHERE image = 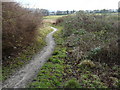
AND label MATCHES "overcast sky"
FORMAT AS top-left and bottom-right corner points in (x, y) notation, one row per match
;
(15, 0), (119, 11)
